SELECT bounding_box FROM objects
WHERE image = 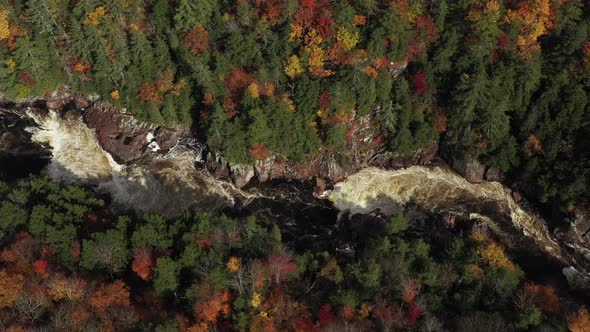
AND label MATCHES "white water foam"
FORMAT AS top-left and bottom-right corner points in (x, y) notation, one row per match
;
(27, 109), (245, 217)
(329, 166), (562, 256)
